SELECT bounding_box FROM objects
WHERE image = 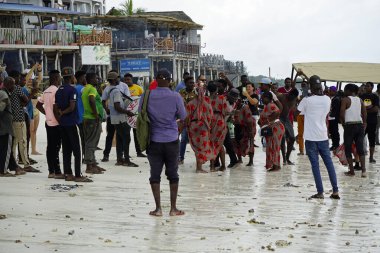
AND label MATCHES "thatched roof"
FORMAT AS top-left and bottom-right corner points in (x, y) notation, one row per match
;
(85, 10), (203, 30)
